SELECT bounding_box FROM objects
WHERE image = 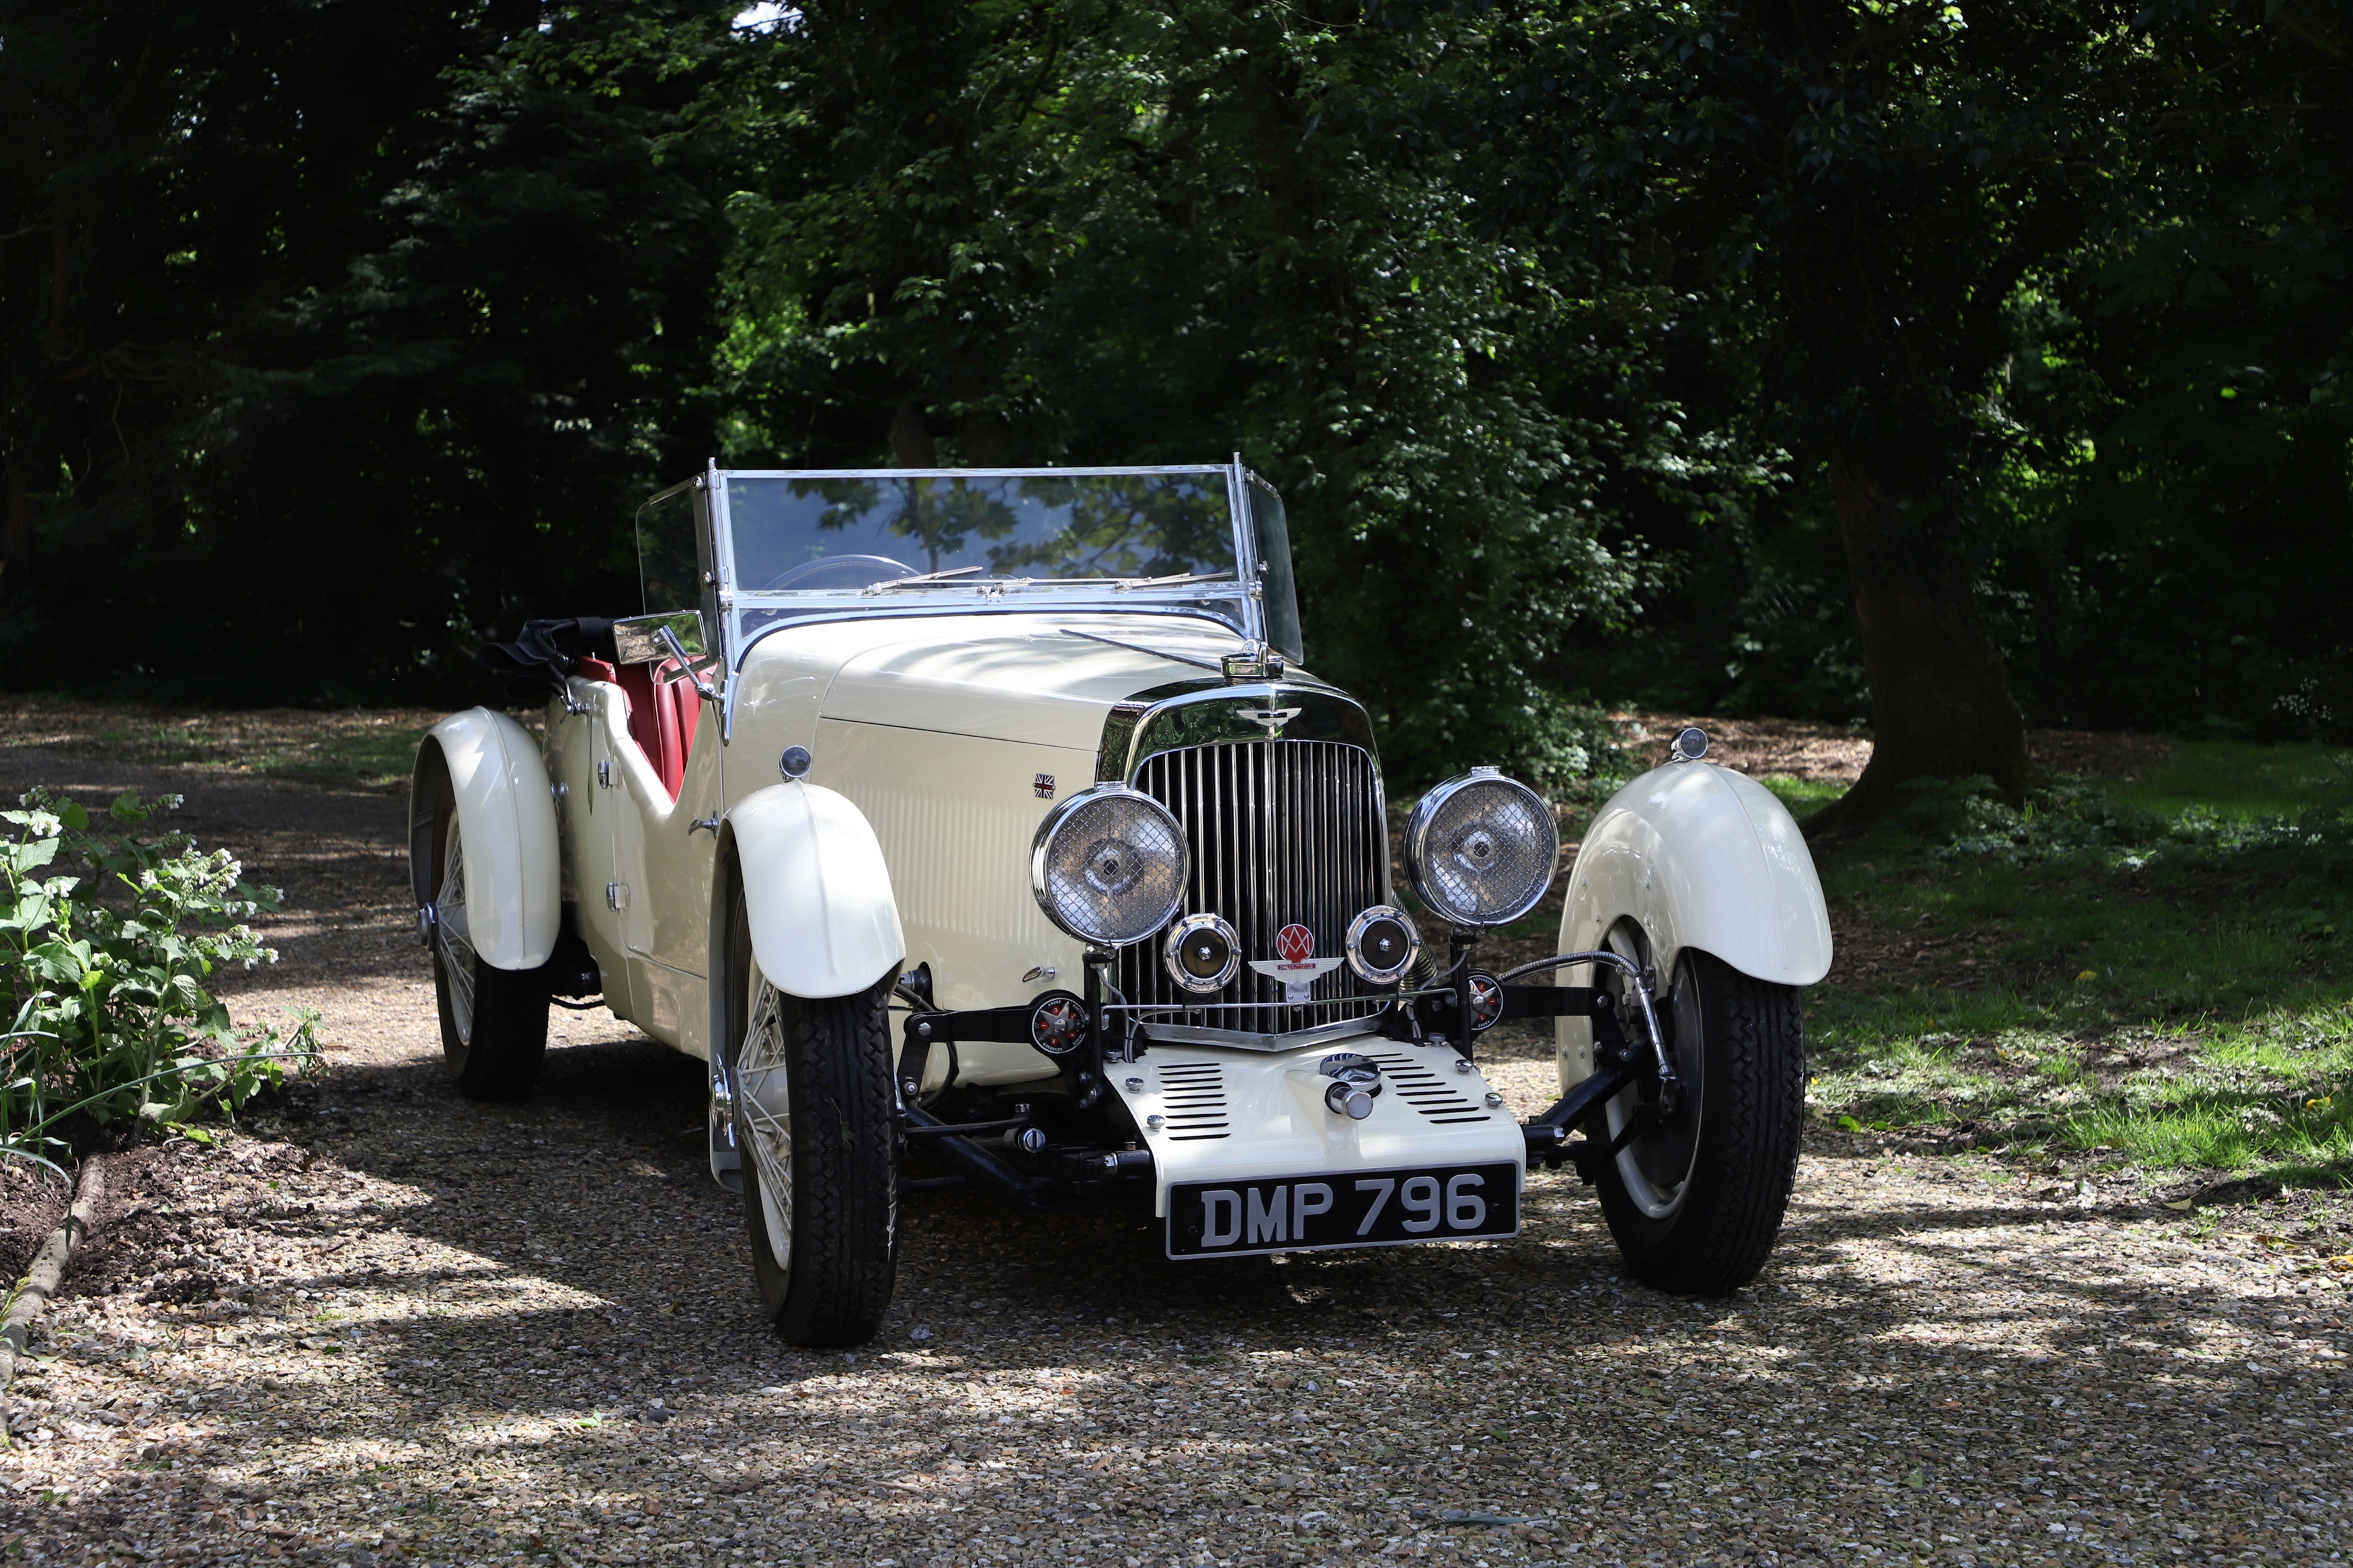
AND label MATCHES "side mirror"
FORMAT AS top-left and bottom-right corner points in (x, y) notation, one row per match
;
(614, 611), (721, 704)
(612, 609), (704, 664)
